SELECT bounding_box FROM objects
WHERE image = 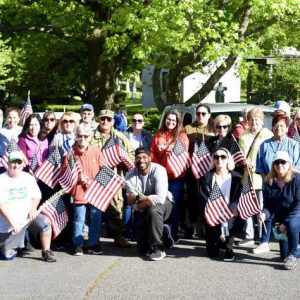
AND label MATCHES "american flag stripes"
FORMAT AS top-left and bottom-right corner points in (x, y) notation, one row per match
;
(84, 165), (125, 212)
(19, 92), (33, 126)
(118, 140), (134, 170)
(204, 182), (234, 227)
(35, 146), (63, 188)
(40, 190), (68, 239)
(191, 140), (212, 179)
(221, 134), (246, 165)
(102, 137), (122, 168)
(167, 139), (190, 178)
(58, 153), (82, 193)
(237, 170), (261, 220)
